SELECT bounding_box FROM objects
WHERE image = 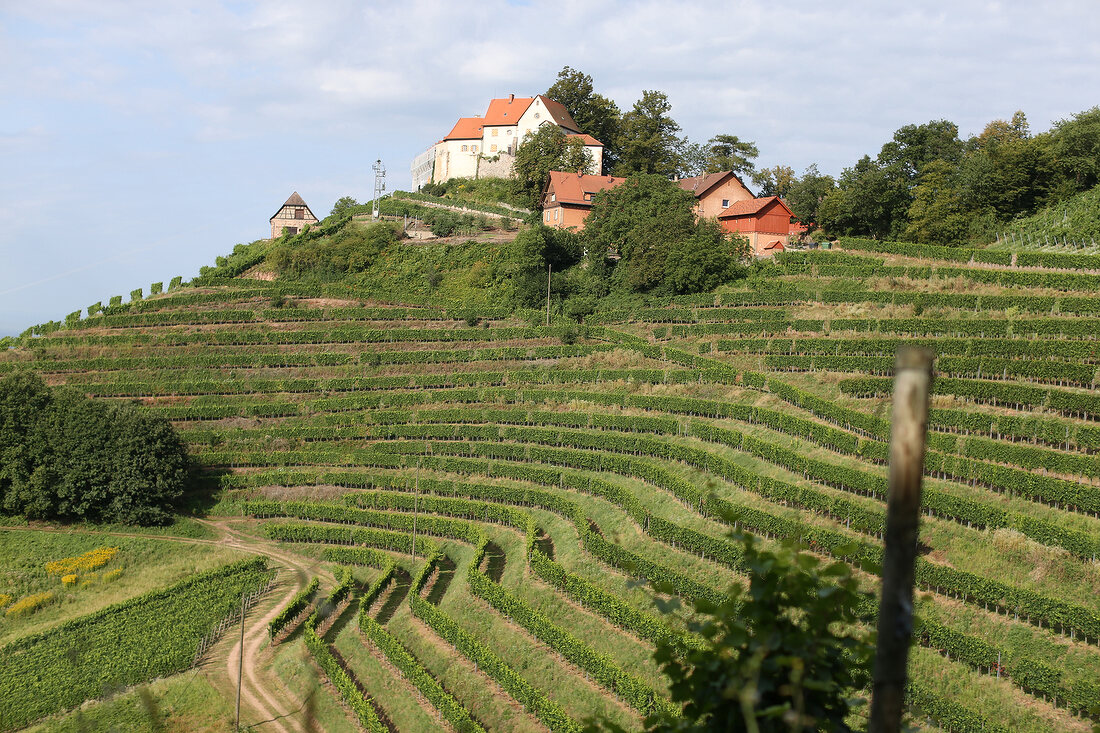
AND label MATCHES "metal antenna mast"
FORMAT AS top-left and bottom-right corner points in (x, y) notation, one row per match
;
(372, 159), (386, 220)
